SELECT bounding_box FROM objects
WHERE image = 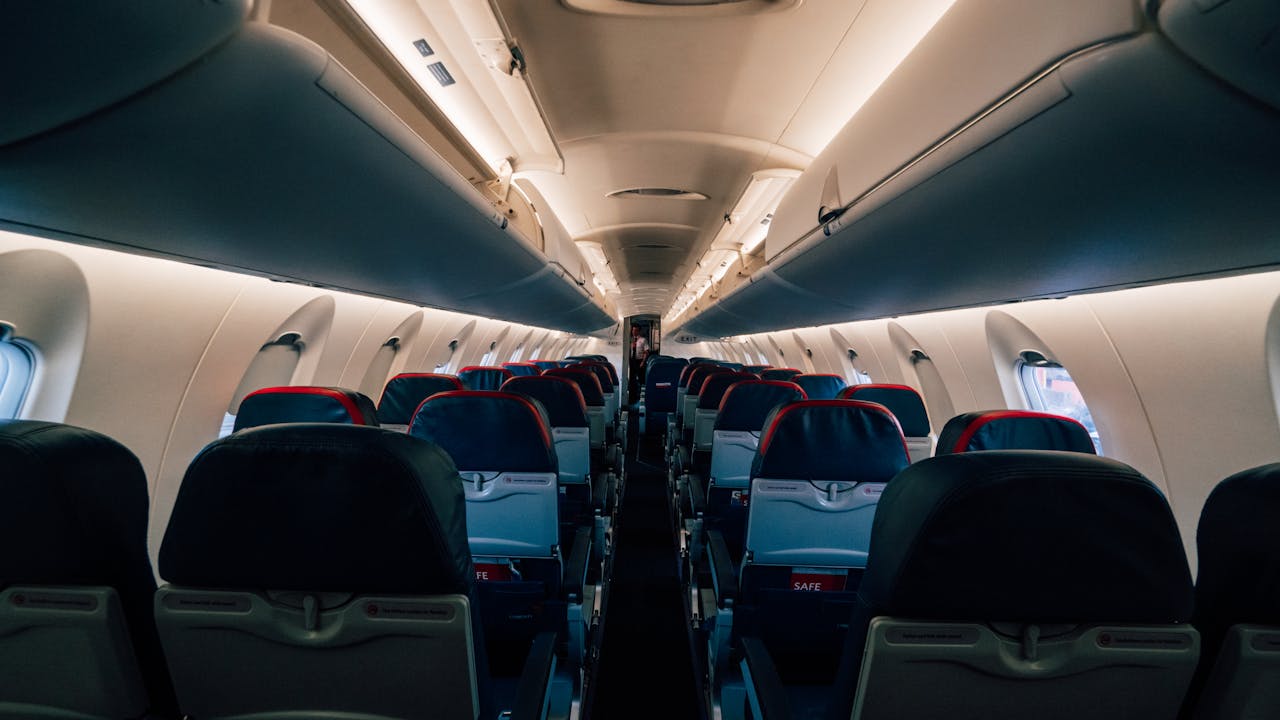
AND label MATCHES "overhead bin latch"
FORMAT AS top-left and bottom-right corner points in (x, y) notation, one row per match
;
(818, 164), (846, 226)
